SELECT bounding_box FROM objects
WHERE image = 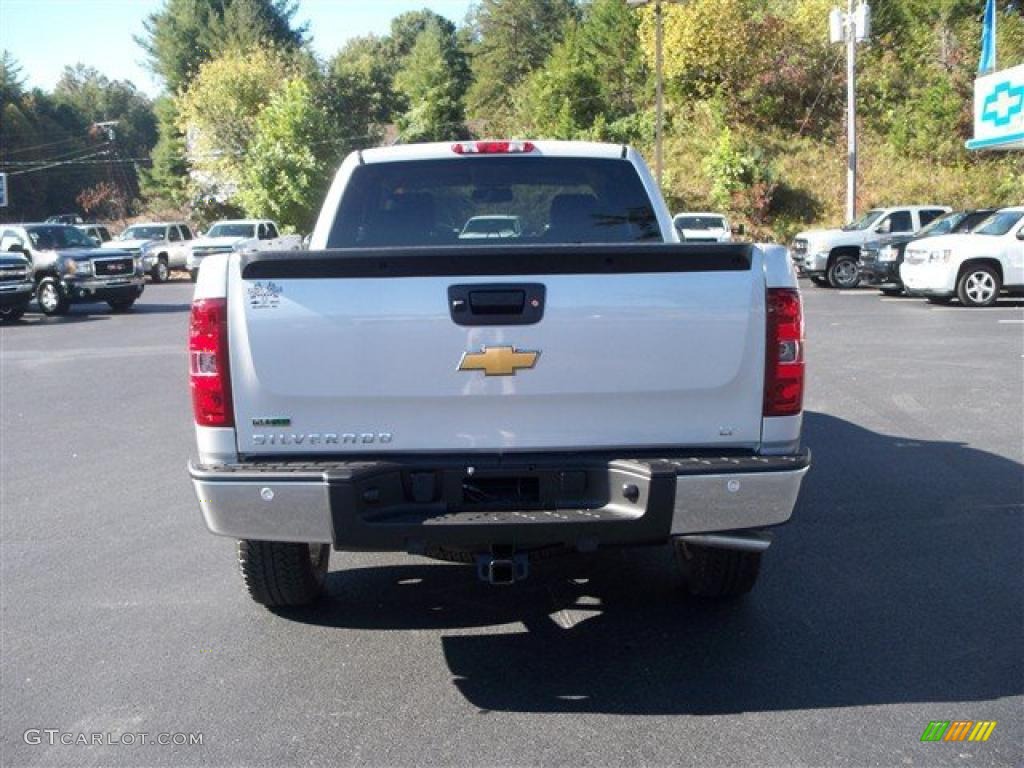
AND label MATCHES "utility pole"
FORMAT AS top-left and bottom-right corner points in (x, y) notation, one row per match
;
(627, 0), (682, 191)
(845, 0), (857, 223)
(830, 3), (870, 222)
(655, 0), (664, 188)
